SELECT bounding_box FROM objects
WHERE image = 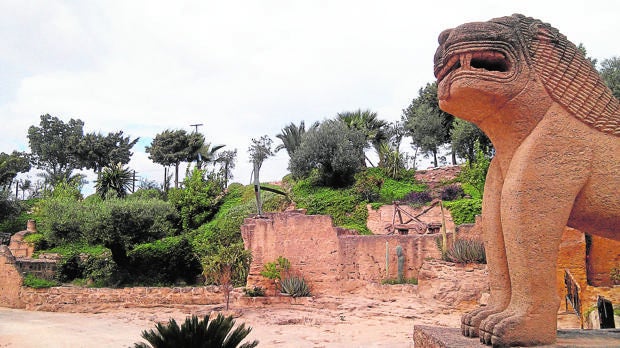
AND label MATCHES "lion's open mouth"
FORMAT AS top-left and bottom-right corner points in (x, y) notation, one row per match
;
(435, 50), (510, 83)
